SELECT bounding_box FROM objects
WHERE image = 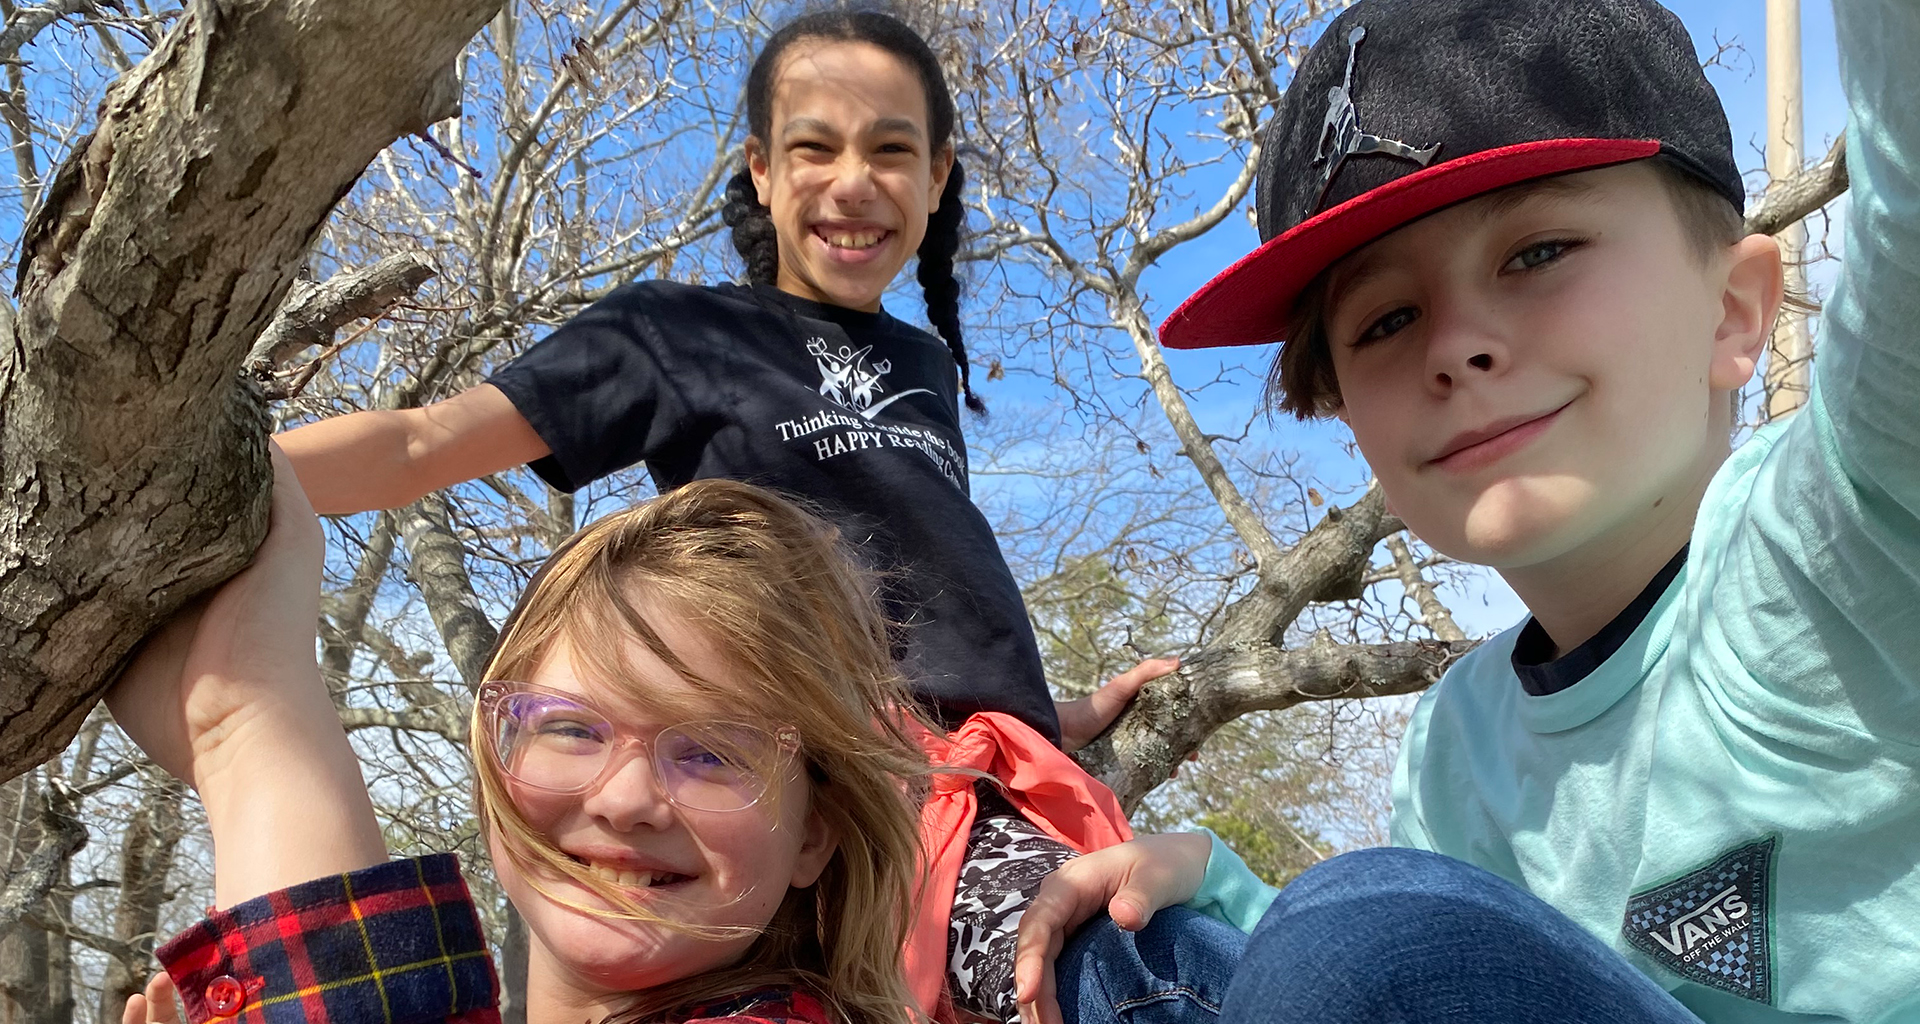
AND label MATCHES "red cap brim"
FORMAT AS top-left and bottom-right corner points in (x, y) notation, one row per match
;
(1157, 138), (1662, 350)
